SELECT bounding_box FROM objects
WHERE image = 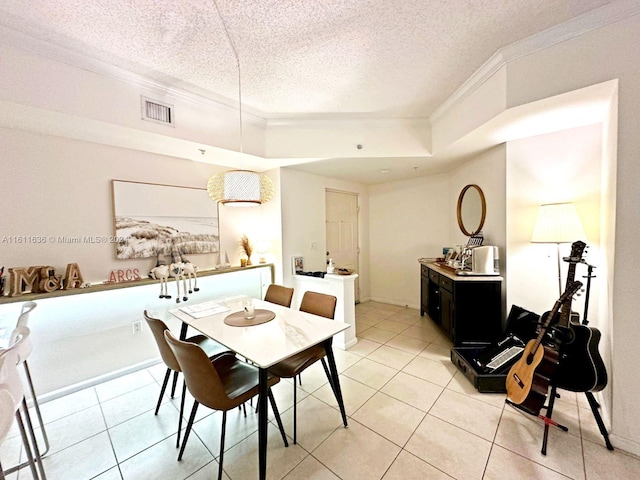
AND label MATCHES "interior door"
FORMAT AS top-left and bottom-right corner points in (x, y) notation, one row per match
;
(325, 189), (359, 302)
